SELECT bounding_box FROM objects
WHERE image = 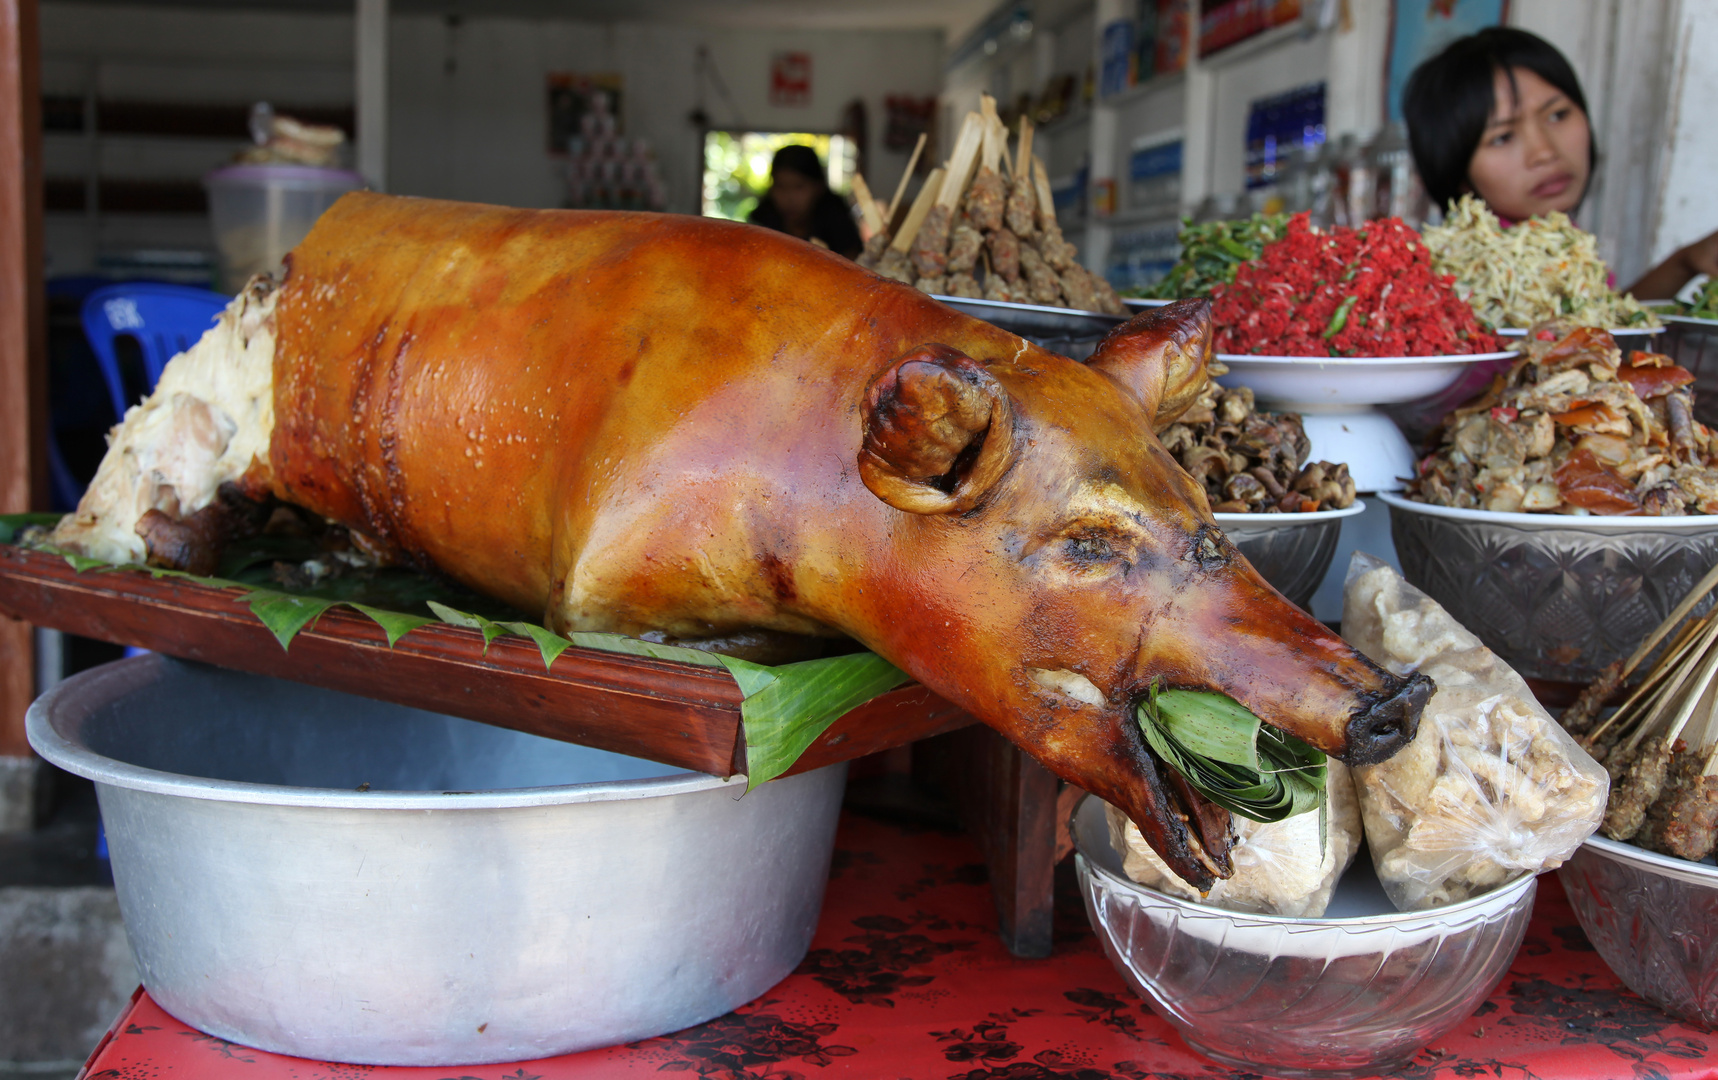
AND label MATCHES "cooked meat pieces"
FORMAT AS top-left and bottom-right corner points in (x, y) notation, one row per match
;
(911, 205), (952, 279)
(987, 228), (1021, 283)
(875, 248), (915, 284)
(946, 224), (983, 275)
(944, 272), (983, 299)
(964, 166), (1005, 232)
(1019, 244), (1063, 305)
(1005, 173), (1037, 239)
(1411, 321), (1718, 516)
